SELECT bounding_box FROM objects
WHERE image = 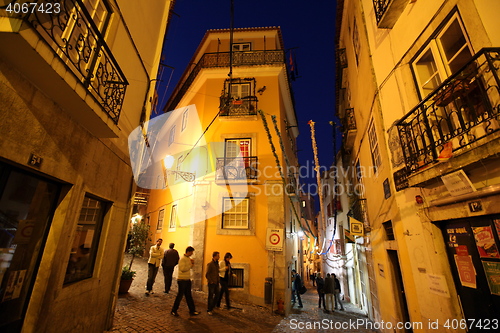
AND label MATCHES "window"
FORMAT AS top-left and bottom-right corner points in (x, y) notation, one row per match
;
(157, 208), (164, 231)
(64, 195), (107, 284)
(232, 42), (251, 52)
(383, 221), (395, 240)
(352, 17), (360, 67)
(169, 205), (177, 231)
(412, 14), (473, 99)
(368, 121), (382, 173)
(229, 82), (251, 100)
(181, 110), (188, 131)
(222, 198), (249, 229)
(226, 139), (251, 158)
(228, 268), (244, 288)
(168, 125), (176, 146)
